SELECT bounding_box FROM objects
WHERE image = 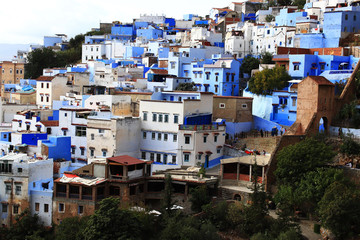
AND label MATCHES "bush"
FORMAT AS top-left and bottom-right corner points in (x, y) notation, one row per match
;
(340, 137), (360, 155)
